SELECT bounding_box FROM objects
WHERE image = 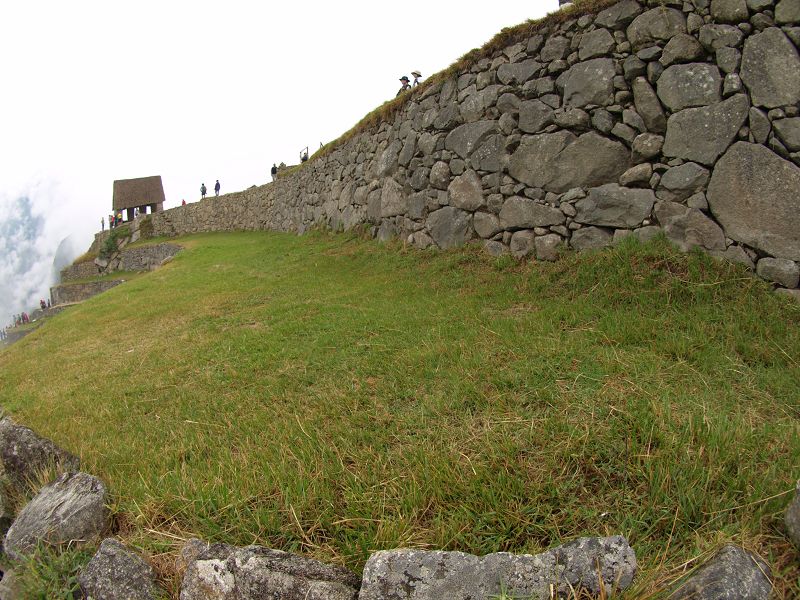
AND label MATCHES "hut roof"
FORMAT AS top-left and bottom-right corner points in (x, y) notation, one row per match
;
(112, 176), (165, 210)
